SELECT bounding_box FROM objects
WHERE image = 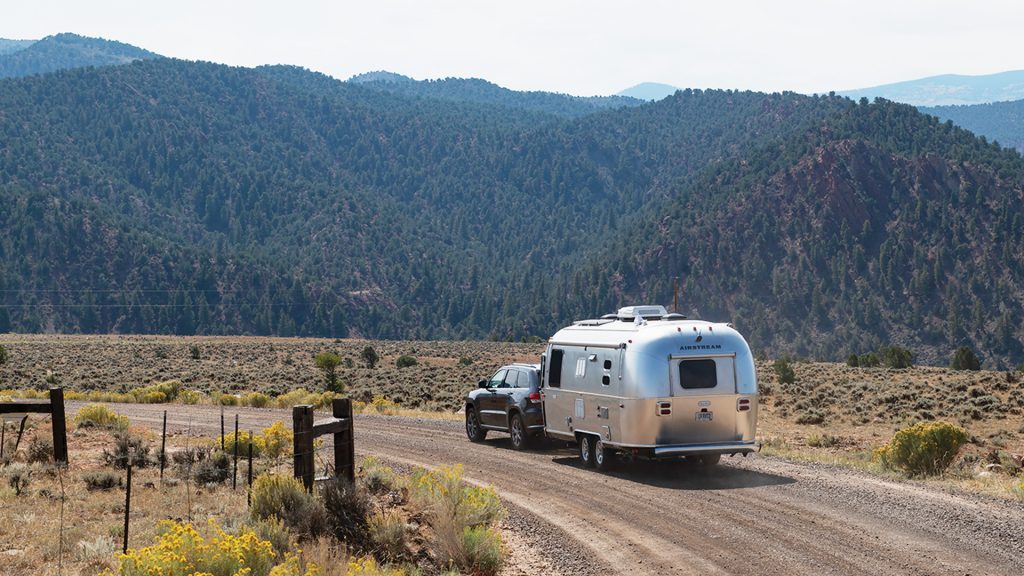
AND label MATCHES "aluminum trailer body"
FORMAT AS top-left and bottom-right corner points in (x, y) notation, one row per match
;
(541, 305), (758, 461)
